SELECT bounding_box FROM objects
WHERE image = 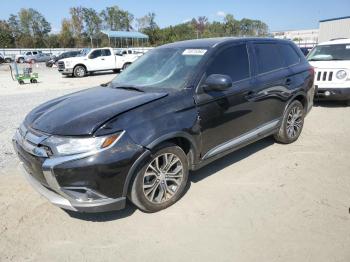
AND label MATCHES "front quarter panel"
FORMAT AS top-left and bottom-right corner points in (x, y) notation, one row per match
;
(95, 89), (201, 161)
